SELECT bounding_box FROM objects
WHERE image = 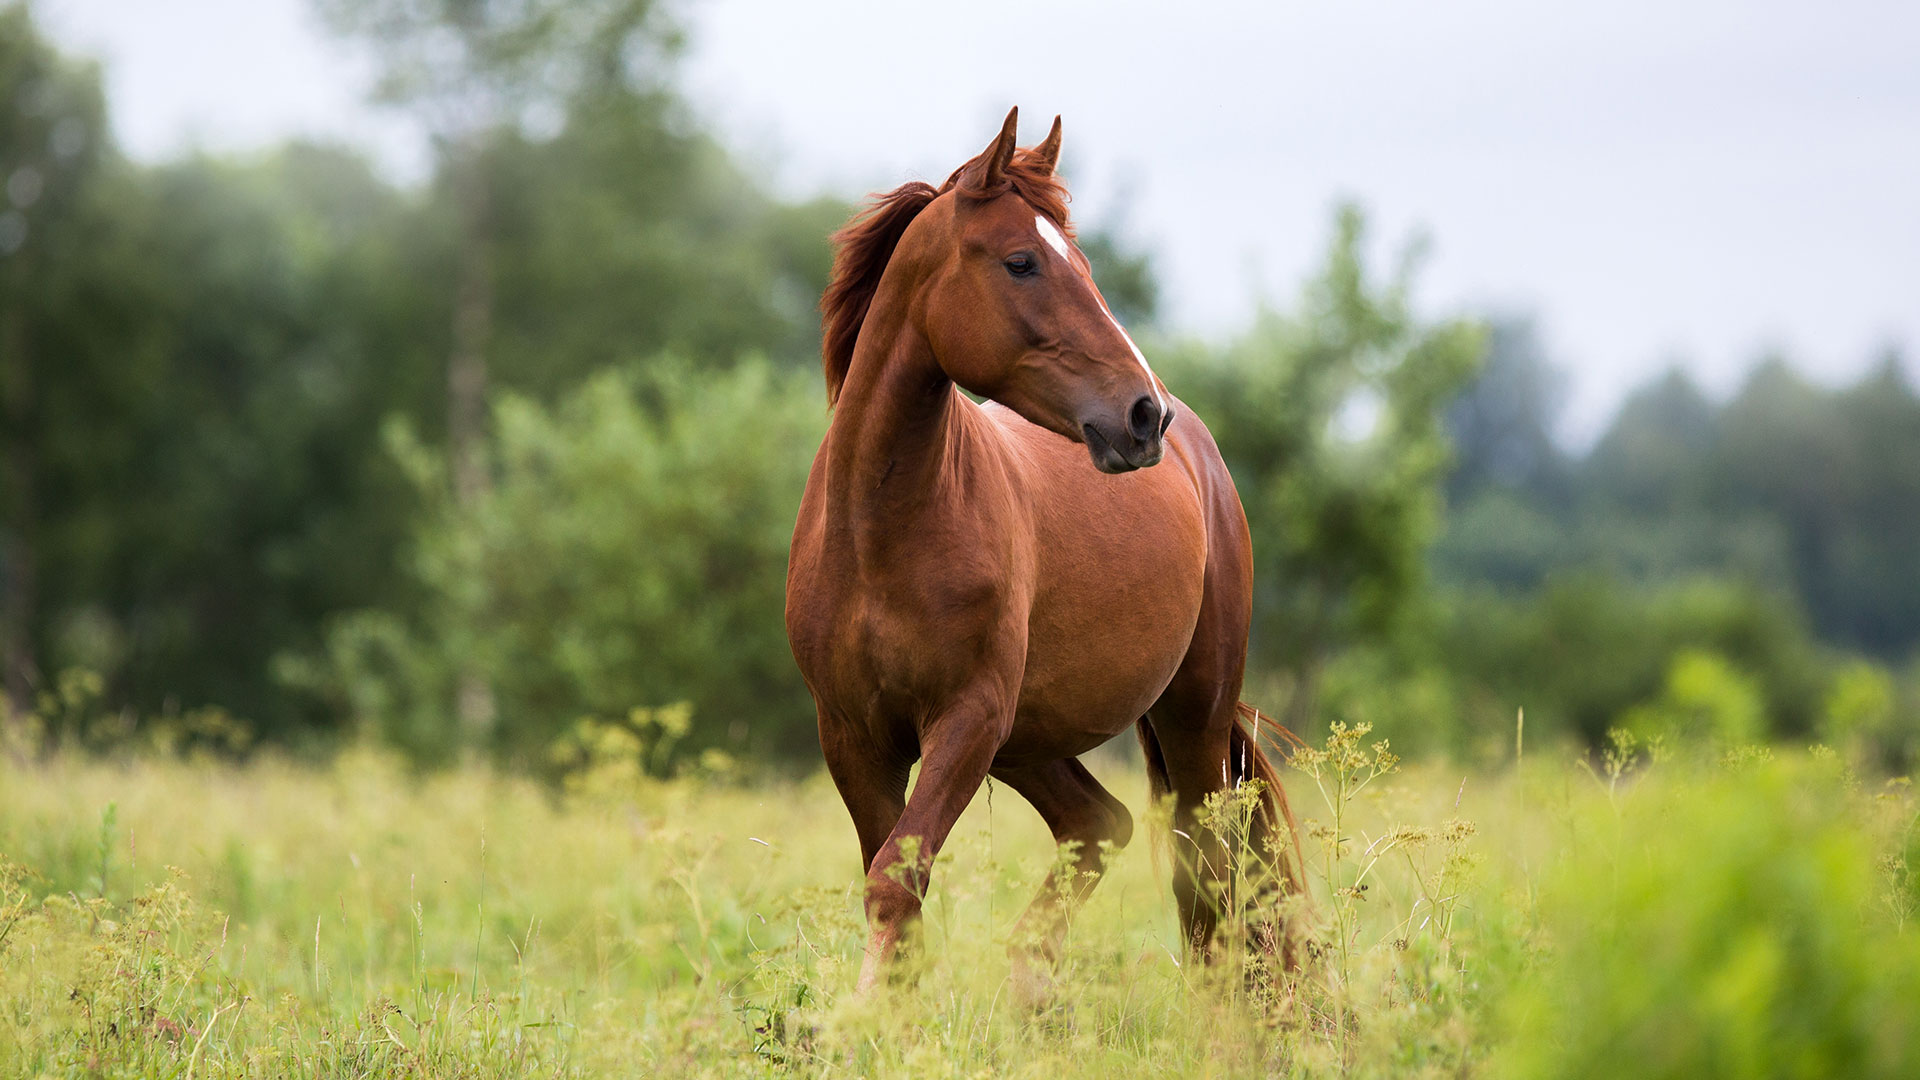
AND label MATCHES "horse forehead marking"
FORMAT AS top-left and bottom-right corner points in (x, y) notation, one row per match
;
(1034, 215), (1072, 260)
(1032, 215), (1168, 412)
(1107, 308), (1168, 413)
